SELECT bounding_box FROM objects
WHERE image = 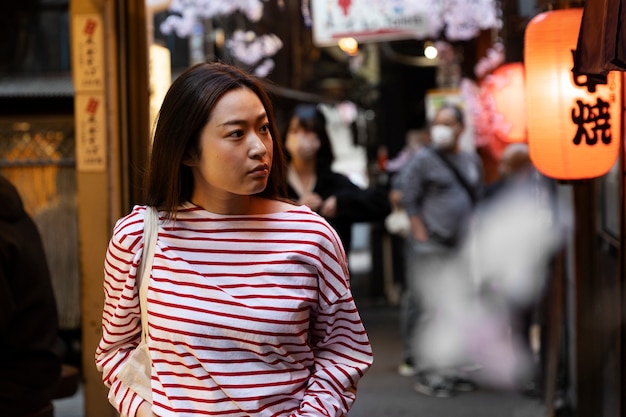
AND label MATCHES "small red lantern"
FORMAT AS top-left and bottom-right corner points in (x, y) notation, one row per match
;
(478, 62), (527, 162)
(482, 62), (527, 144)
(524, 8), (621, 180)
